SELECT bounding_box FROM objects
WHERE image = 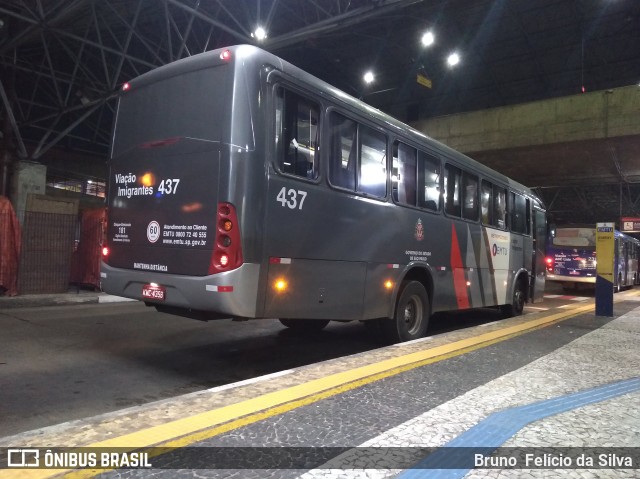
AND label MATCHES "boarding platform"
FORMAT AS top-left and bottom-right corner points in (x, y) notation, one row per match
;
(1, 291), (639, 478)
